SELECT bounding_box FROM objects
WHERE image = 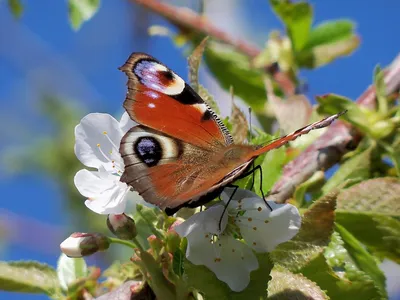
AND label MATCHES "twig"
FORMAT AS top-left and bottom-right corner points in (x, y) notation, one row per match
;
(270, 53), (400, 203)
(131, 0), (260, 57)
(130, 0), (296, 95)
